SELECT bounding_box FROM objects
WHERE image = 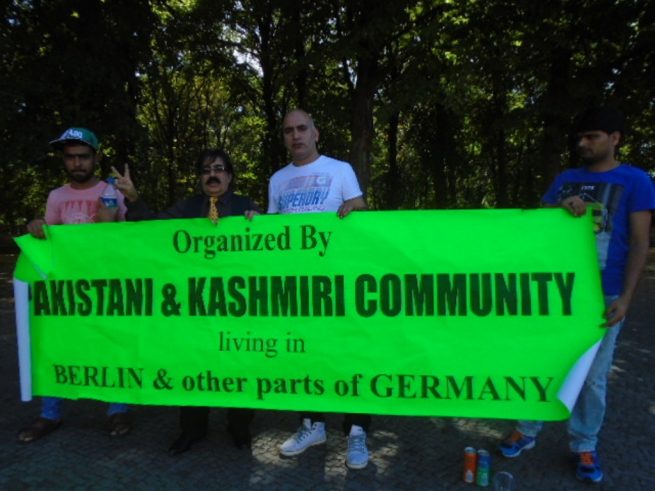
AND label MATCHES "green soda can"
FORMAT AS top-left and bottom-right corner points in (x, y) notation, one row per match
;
(476, 449), (490, 487)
